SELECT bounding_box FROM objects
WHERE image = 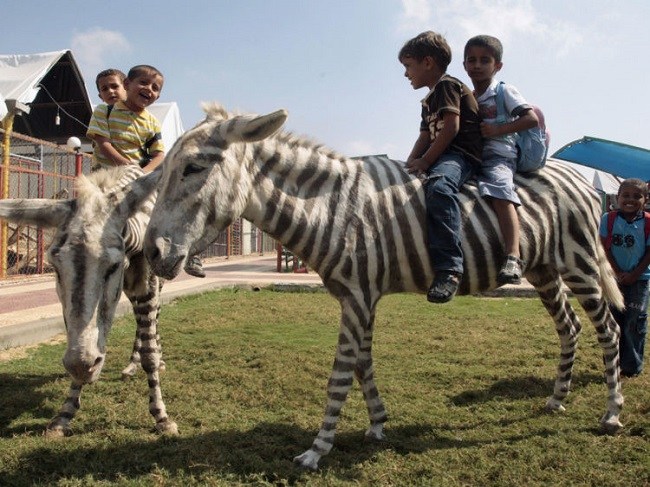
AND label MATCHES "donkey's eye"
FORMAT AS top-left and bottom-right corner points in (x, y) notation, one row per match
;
(183, 163), (205, 176)
(104, 263), (120, 280)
